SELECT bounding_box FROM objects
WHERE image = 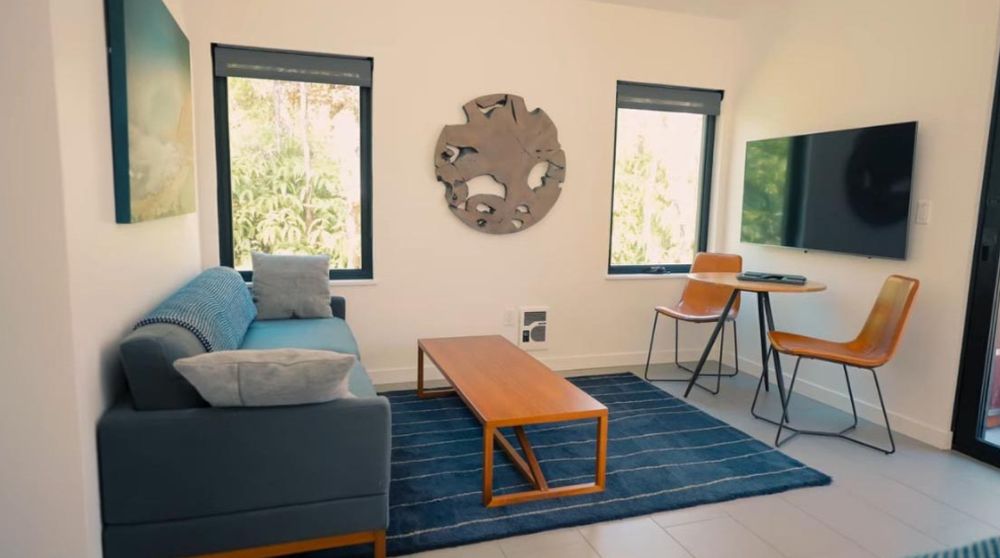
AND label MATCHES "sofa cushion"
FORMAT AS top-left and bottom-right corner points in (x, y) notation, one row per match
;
(346, 361), (377, 398)
(174, 349), (356, 407)
(240, 317), (359, 357)
(120, 324), (209, 410)
(98, 394), (391, 527)
(251, 253), (333, 320)
(240, 318), (375, 397)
